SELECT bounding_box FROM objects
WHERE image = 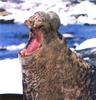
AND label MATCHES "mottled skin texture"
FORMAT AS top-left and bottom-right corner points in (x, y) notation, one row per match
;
(19, 11), (96, 100)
